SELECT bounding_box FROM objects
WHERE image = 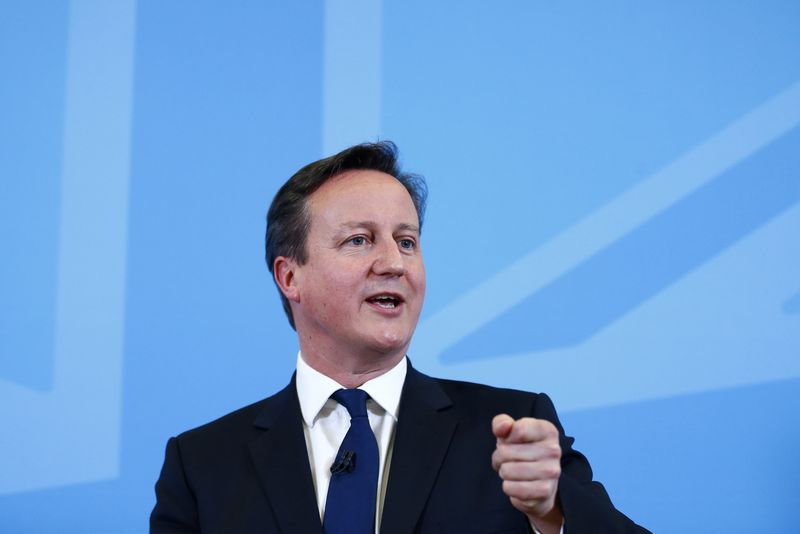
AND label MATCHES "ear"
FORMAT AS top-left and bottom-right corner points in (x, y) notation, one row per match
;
(273, 256), (301, 303)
